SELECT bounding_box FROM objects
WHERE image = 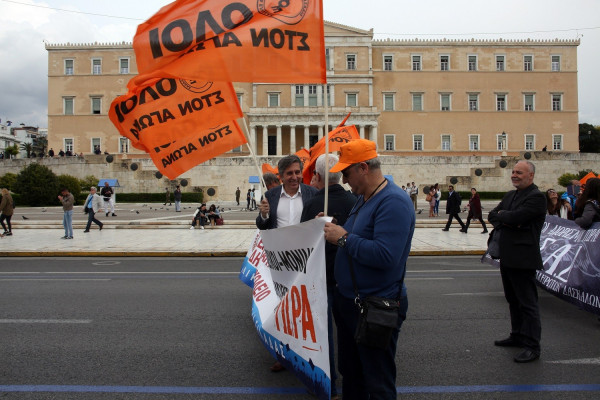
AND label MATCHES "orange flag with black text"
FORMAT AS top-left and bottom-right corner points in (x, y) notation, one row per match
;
(133, 0), (326, 84)
(148, 120), (247, 179)
(302, 125), (360, 184)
